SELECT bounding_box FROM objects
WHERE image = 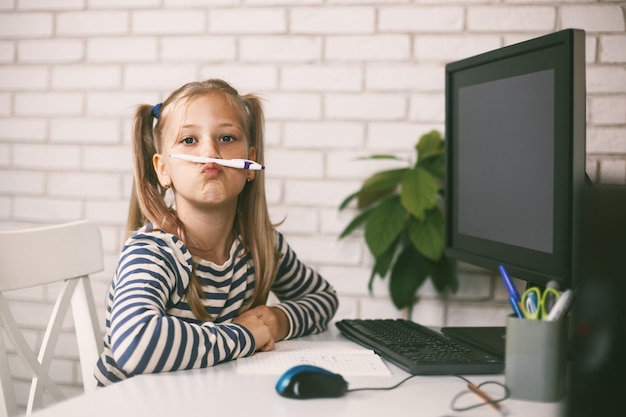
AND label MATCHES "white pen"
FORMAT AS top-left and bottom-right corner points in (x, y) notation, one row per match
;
(169, 154), (265, 170)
